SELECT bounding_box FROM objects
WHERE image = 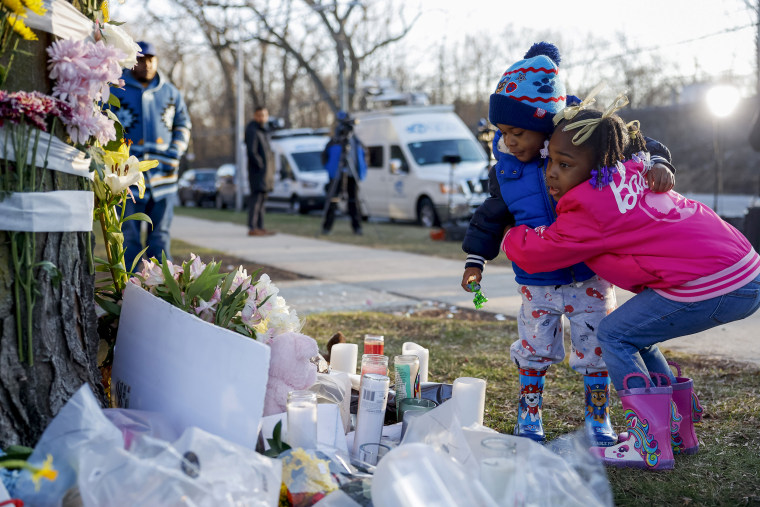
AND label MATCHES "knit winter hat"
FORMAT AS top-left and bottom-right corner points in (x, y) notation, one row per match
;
(489, 42), (567, 133)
